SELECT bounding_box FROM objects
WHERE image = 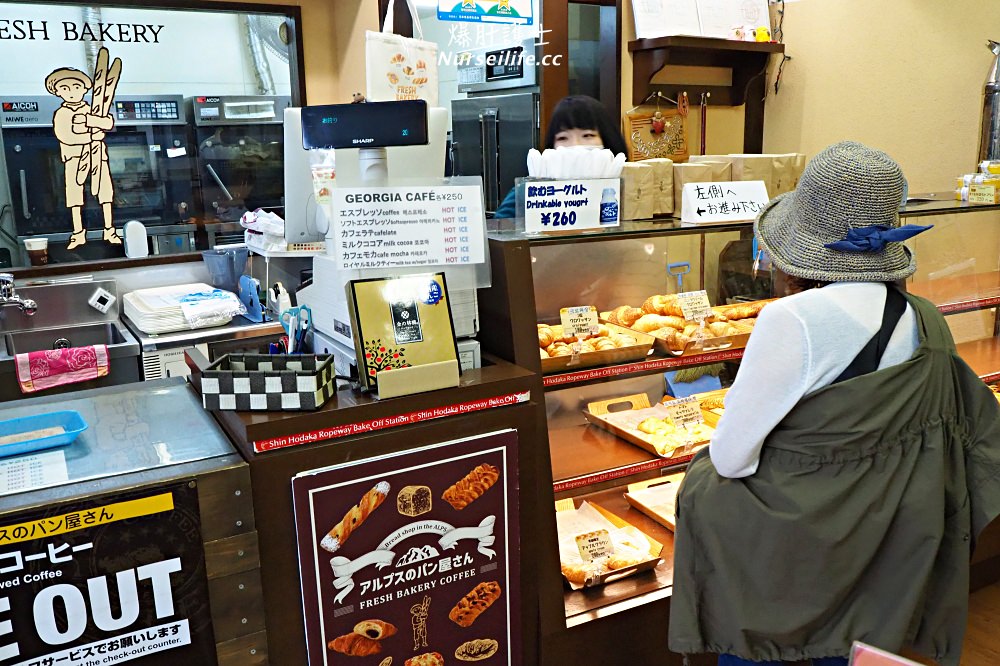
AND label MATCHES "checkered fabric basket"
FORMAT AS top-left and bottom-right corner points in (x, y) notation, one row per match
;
(201, 354), (336, 411)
